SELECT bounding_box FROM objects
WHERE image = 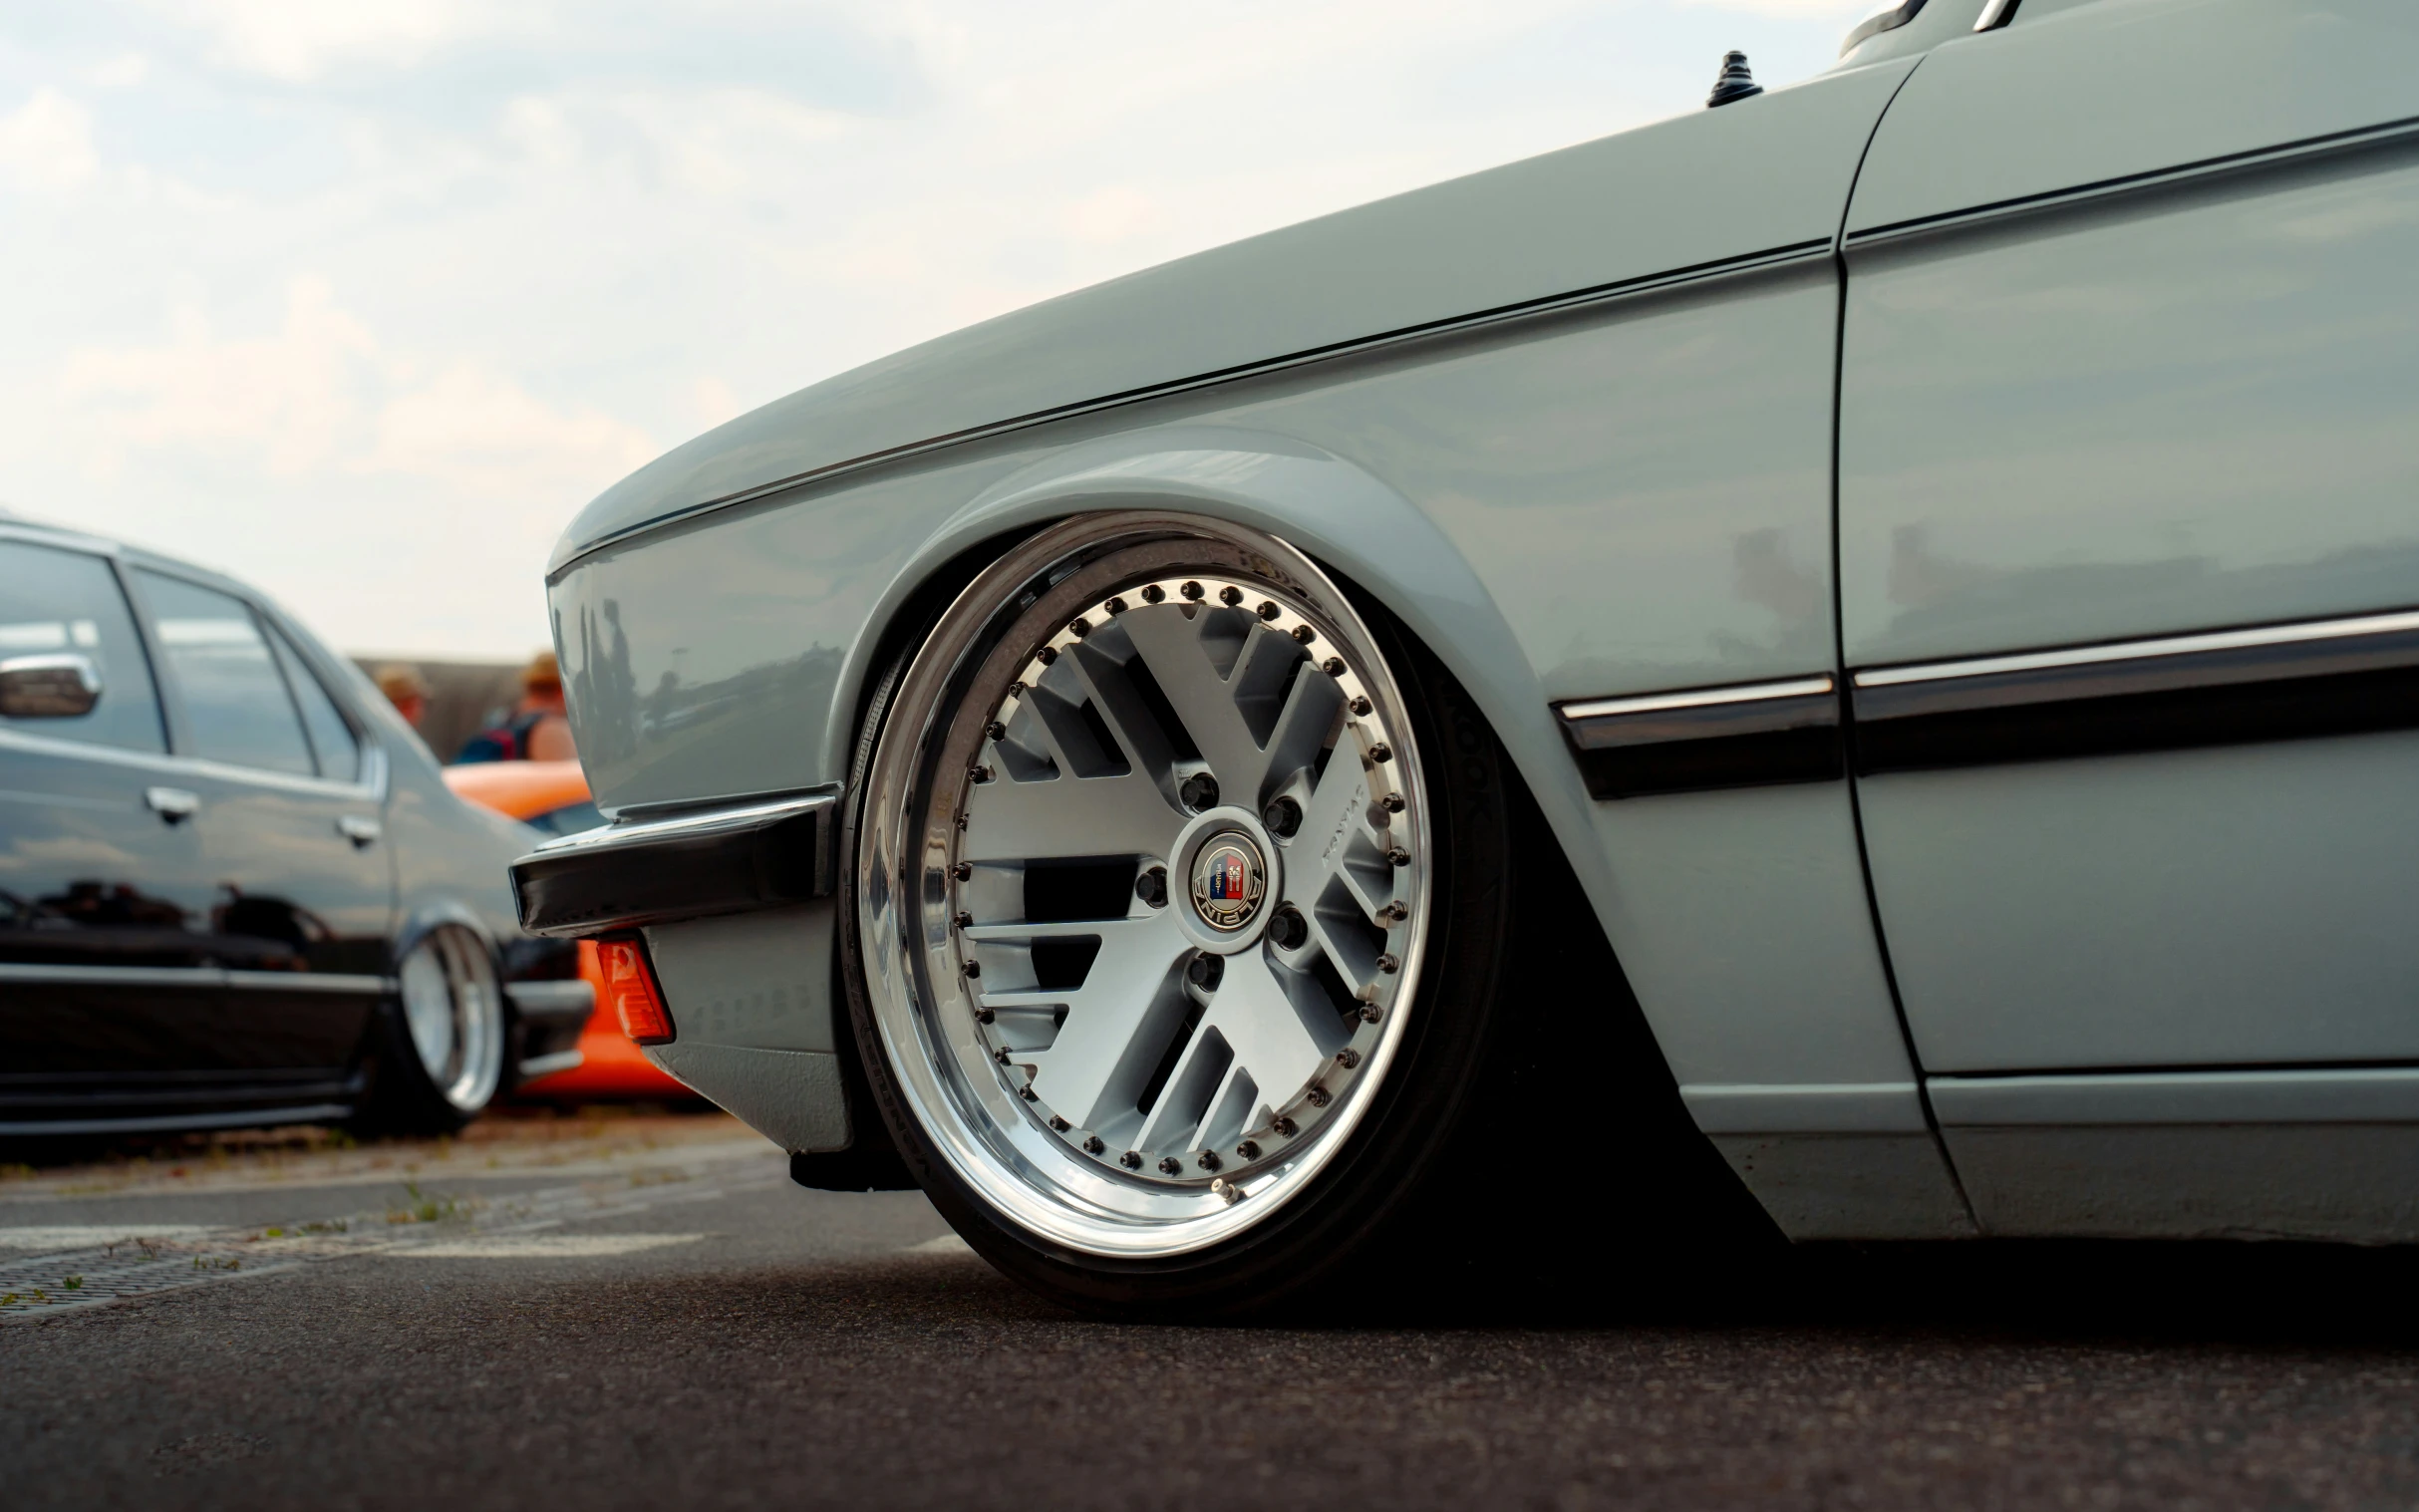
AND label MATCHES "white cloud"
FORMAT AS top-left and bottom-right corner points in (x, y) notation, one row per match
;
(146, 0), (489, 81)
(0, 89), (99, 192)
